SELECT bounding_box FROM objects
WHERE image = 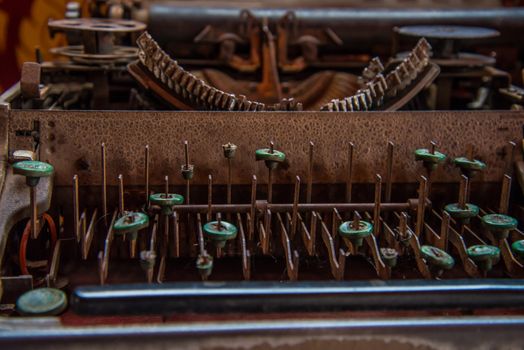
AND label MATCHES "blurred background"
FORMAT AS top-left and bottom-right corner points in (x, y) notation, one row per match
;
(1, 0), (523, 93)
